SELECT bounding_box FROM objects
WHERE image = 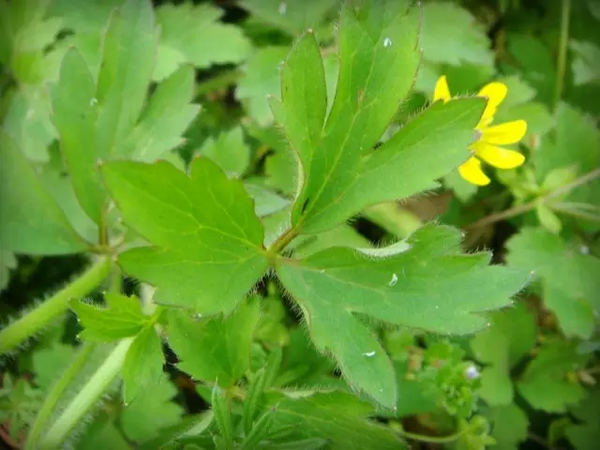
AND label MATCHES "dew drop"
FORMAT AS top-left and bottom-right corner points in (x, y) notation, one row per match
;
(193, 313), (203, 321)
(580, 245), (590, 255)
(363, 351), (376, 357)
(90, 97), (98, 106)
(278, 1), (286, 14)
(388, 273), (398, 287)
(435, 305), (439, 310)
(383, 37), (392, 48)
